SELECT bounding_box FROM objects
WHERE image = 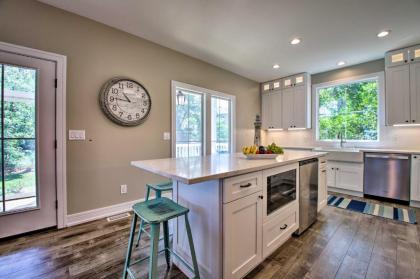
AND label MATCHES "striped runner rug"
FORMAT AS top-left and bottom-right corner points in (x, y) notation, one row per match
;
(327, 195), (417, 224)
